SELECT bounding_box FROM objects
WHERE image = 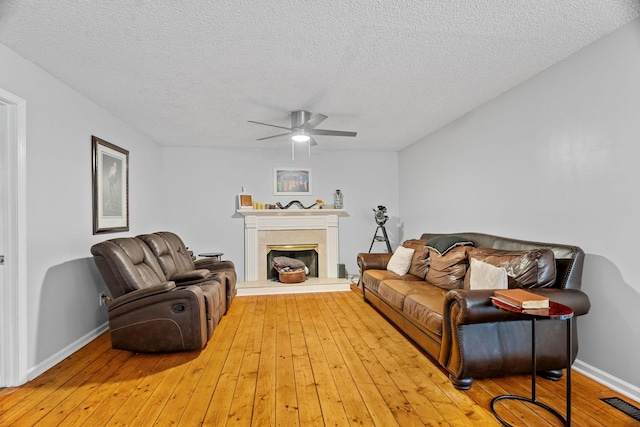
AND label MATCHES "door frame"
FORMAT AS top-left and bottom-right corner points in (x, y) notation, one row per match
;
(0, 87), (28, 387)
